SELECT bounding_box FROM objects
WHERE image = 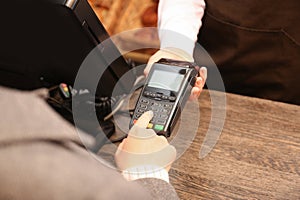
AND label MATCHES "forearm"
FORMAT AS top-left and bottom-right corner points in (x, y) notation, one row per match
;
(158, 0), (205, 56)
